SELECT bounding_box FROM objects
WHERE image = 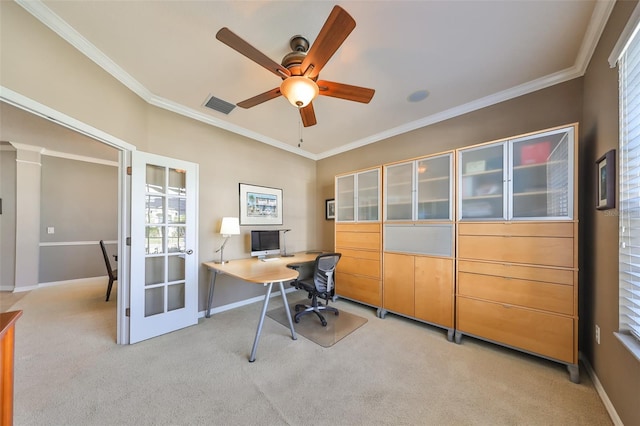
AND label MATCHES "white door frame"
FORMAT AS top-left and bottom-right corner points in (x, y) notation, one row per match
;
(1, 87), (136, 344)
